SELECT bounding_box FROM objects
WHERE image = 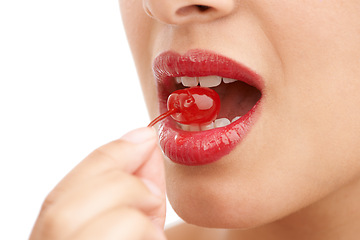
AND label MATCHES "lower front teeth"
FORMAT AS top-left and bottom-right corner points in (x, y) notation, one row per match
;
(231, 116), (241, 122)
(201, 122), (214, 131)
(178, 116), (242, 131)
(214, 118), (230, 128)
